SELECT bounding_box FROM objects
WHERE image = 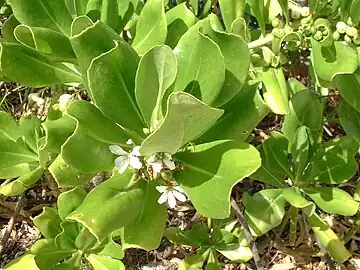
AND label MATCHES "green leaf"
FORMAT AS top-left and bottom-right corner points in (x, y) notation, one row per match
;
(0, 167), (44, 196)
(291, 126), (310, 182)
(58, 187), (87, 221)
(4, 254), (39, 270)
(75, 227), (98, 251)
(86, 254), (125, 270)
(86, 0), (119, 29)
(189, 0), (199, 15)
(306, 213), (351, 263)
(7, 0), (73, 36)
(33, 207), (62, 239)
(97, 236), (124, 260)
(311, 39), (358, 83)
(0, 43), (81, 87)
(42, 115), (76, 154)
(54, 251), (82, 270)
(132, 0), (167, 55)
(0, 111), (20, 141)
(243, 189), (285, 236)
(277, 0), (289, 22)
(260, 67), (290, 115)
(173, 22), (226, 105)
(19, 116), (42, 152)
(307, 136), (358, 184)
(140, 92), (223, 155)
(303, 187), (359, 216)
(263, 131), (292, 178)
(121, 182), (167, 251)
(350, 0), (360, 25)
(230, 18), (251, 42)
(218, 0), (245, 32)
(175, 140), (261, 218)
(14, 25), (76, 63)
(247, 0), (265, 34)
(282, 90), (322, 147)
(216, 244), (252, 263)
(135, 45), (177, 127)
(2, 15), (20, 43)
(88, 41), (145, 134)
(199, 81), (269, 143)
(67, 172), (145, 241)
(282, 187), (315, 216)
(165, 224), (211, 247)
(0, 162), (38, 179)
(334, 71), (360, 113)
(179, 248), (210, 270)
(338, 101), (360, 143)
(165, 2), (197, 48)
(117, 0), (136, 32)
(250, 145), (287, 188)
(54, 221), (79, 250)
(49, 154), (96, 187)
